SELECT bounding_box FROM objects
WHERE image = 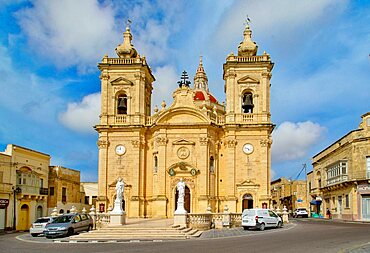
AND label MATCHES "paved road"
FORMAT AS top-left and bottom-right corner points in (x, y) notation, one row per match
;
(1, 219), (369, 253)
